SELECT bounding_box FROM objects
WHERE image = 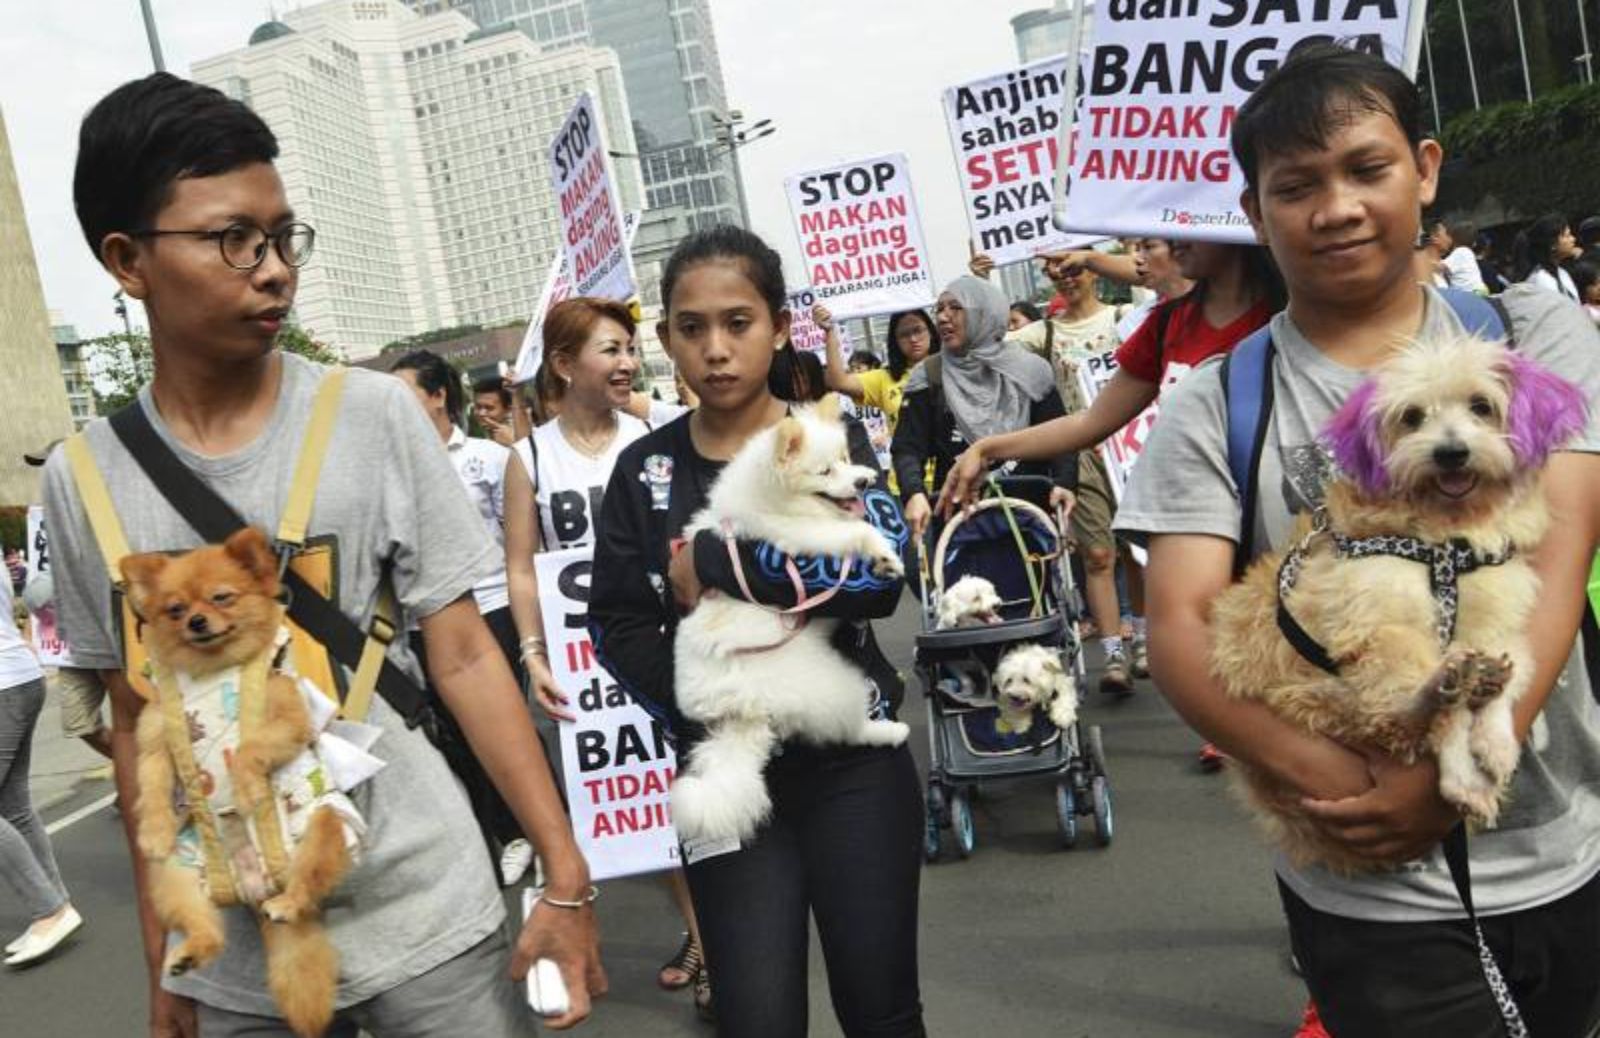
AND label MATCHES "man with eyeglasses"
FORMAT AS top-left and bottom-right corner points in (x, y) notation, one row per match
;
(41, 73), (599, 1037)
